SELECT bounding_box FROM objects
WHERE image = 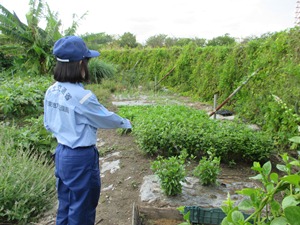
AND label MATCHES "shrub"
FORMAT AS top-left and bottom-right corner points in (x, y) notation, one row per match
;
(119, 105), (211, 156)
(205, 120), (274, 162)
(2, 116), (57, 157)
(264, 95), (300, 150)
(19, 116), (57, 155)
(221, 151), (300, 225)
(0, 135), (56, 224)
(0, 74), (52, 118)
